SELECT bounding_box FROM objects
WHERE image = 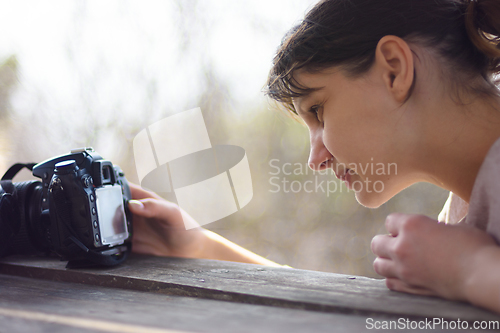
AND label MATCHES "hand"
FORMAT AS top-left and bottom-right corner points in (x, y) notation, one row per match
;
(127, 183), (206, 258)
(371, 213), (497, 301)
